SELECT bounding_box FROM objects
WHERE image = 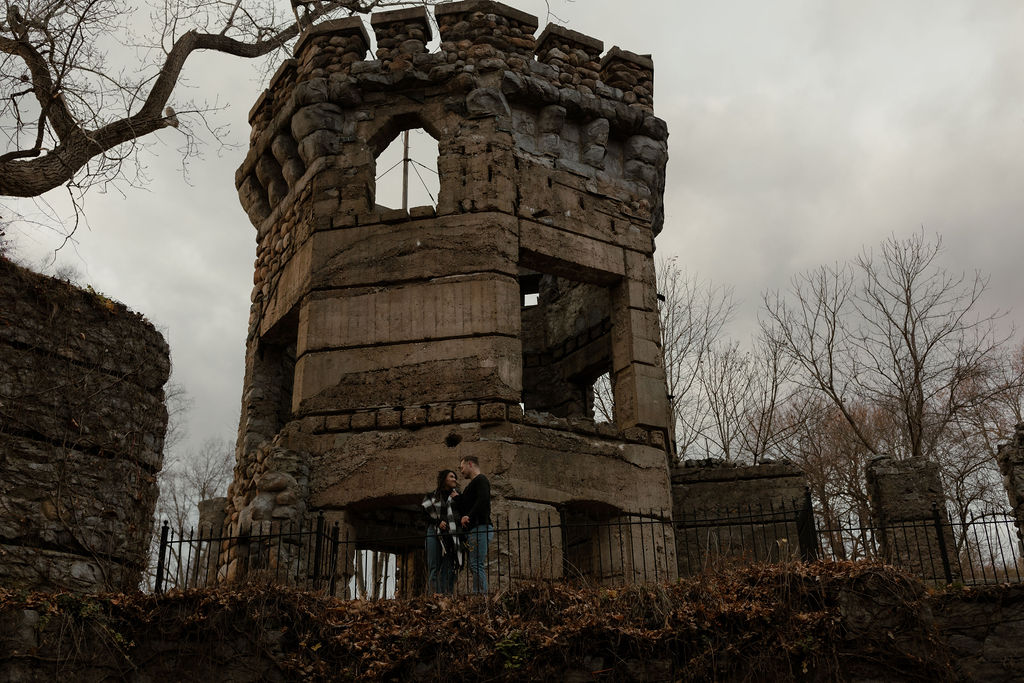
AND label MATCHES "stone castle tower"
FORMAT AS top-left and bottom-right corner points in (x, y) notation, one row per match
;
(226, 0), (674, 585)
